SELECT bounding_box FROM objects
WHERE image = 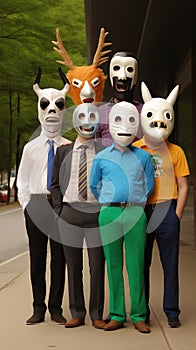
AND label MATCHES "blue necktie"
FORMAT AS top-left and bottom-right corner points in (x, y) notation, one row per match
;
(47, 140), (54, 191)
